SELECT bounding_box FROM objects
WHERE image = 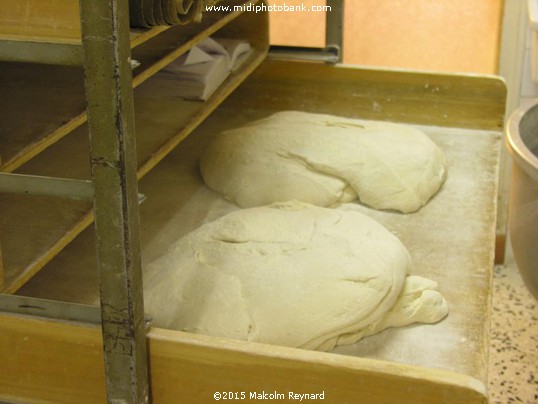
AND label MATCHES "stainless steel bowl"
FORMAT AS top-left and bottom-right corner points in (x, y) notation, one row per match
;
(506, 100), (538, 300)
